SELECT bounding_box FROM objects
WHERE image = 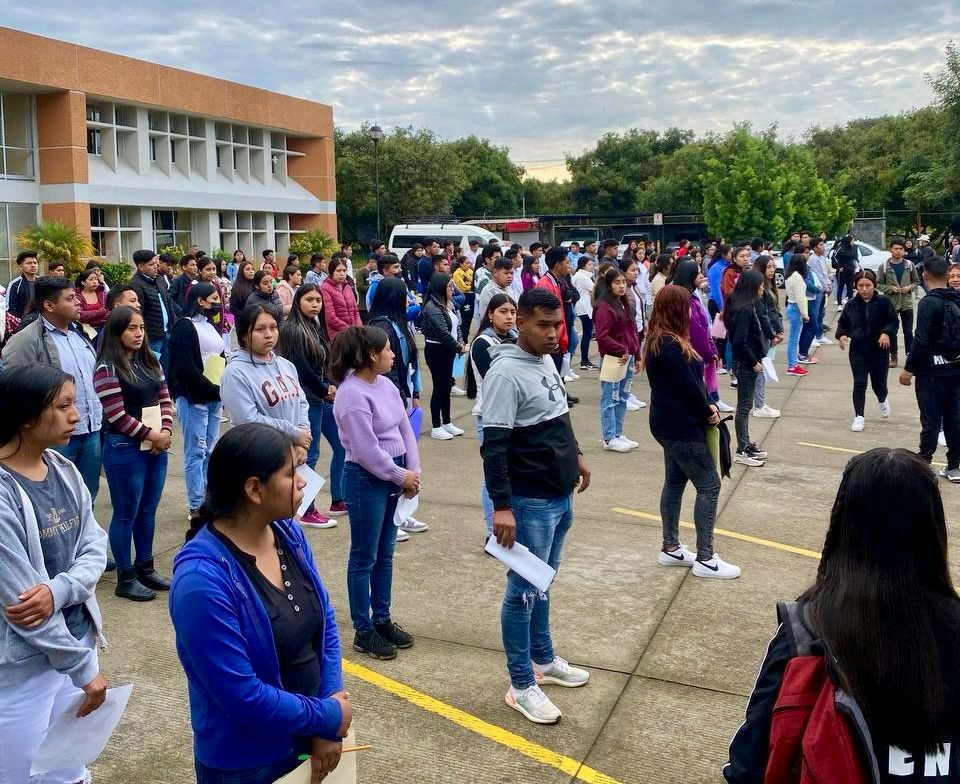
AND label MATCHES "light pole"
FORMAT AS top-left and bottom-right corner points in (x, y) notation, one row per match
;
(369, 124), (384, 241)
